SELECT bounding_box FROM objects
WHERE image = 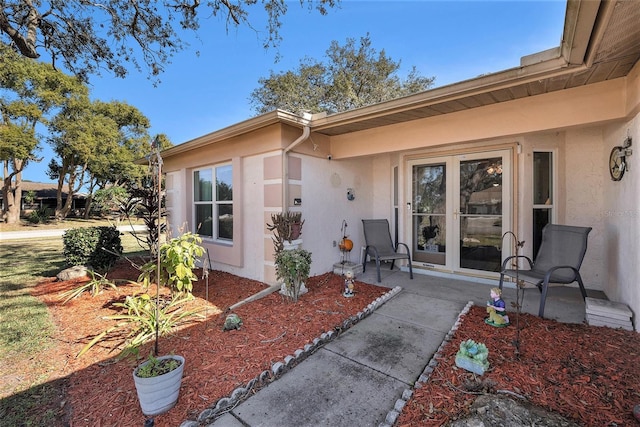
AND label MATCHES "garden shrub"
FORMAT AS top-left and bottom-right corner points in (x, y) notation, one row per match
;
(63, 226), (123, 270)
(26, 207), (52, 224)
